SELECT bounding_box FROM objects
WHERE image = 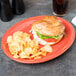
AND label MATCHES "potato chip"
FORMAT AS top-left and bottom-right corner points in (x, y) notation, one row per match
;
(24, 48), (33, 56)
(7, 36), (13, 43)
(40, 45), (52, 52)
(24, 37), (31, 42)
(19, 52), (28, 58)
(9, 46), (18, 55)
(23, 33), (30, 38)
(29, 39), (39, 48)
(13, 31), (23, 38)
(9, 42), (20, 51)
(13, 54), (19, 58)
